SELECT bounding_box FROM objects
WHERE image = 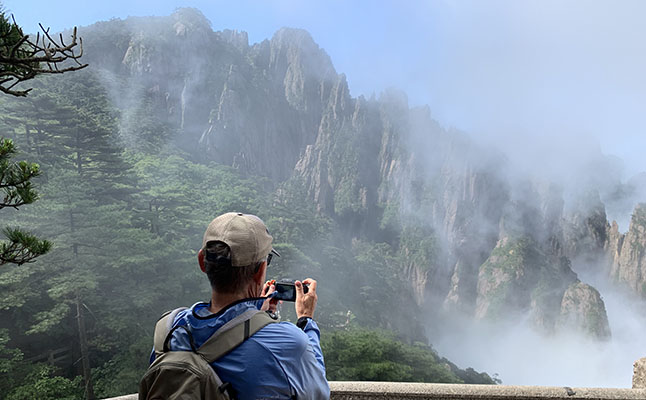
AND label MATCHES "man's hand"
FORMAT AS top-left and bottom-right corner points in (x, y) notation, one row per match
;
(295, 278), (317, 319)
(261, 280), (279, 313)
